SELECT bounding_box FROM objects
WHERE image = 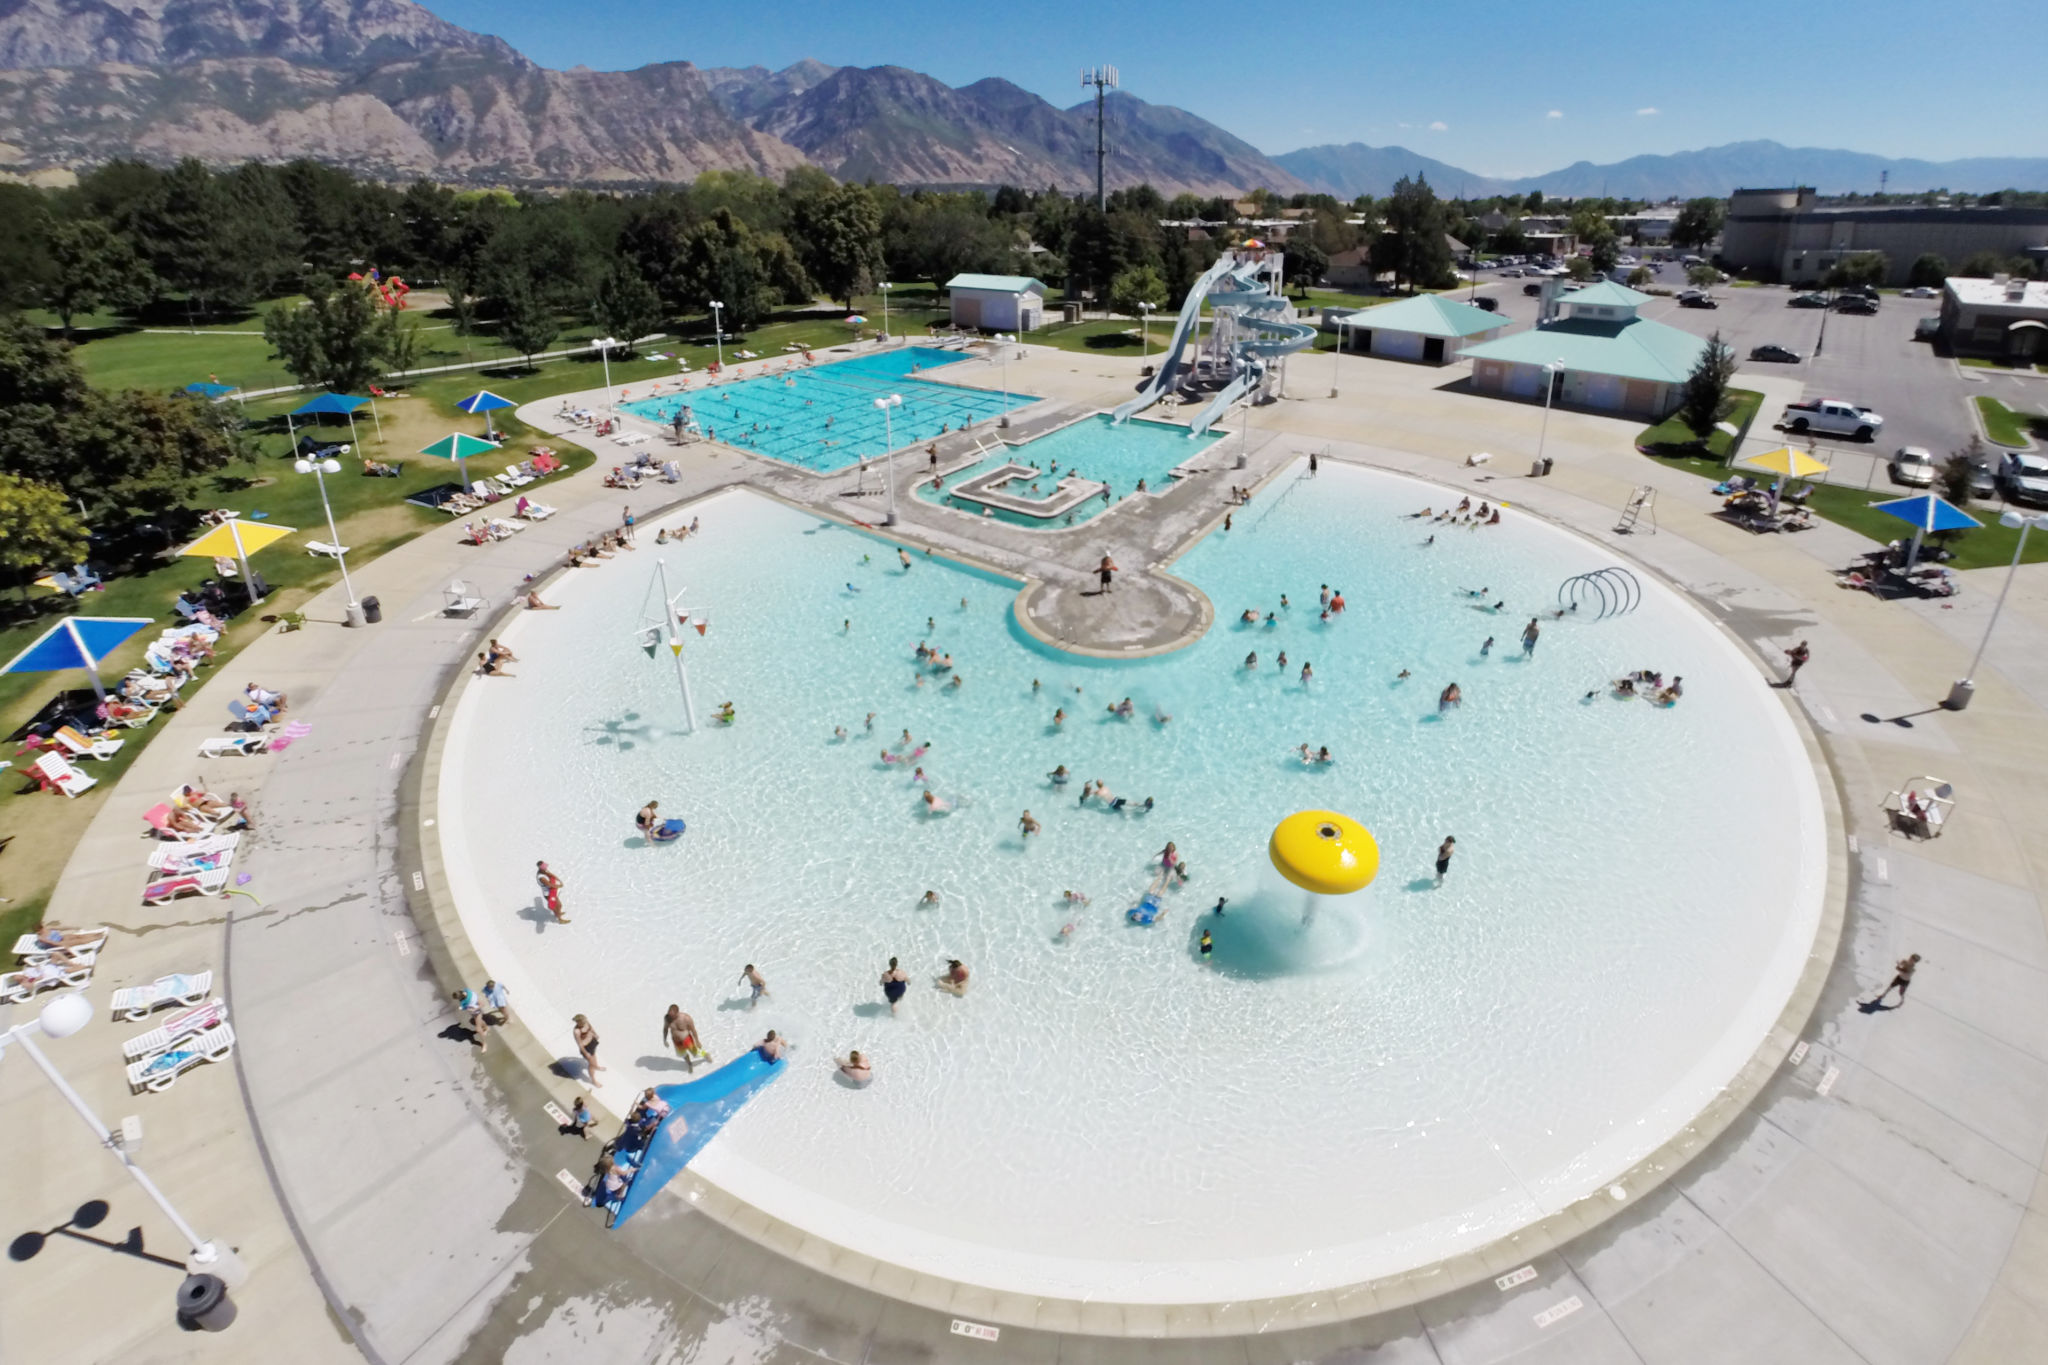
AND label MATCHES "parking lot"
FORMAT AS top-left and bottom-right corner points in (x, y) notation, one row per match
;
(1461, 267), (2025, 479)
